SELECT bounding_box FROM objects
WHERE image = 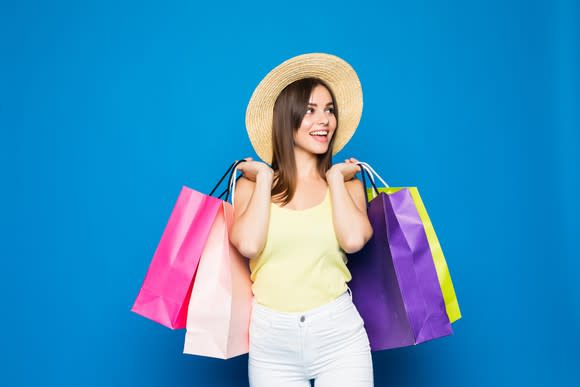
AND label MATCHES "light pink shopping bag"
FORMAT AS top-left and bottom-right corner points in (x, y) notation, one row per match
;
(183, 201), (253, 359)
(131, 187), (222, 329)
